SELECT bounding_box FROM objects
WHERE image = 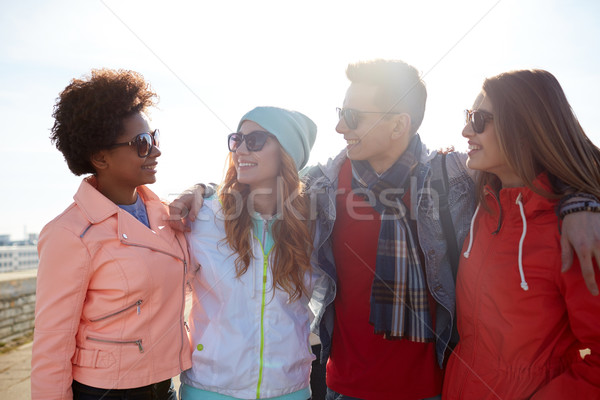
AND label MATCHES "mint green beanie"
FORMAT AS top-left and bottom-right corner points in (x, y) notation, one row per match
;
(237, 106), (317, 170)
